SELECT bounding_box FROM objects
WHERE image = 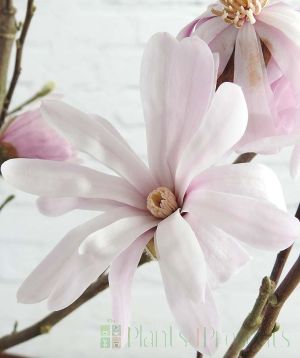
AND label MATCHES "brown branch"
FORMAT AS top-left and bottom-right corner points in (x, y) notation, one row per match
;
(0, 0), (17, 115)
(196, 352), (203, 358)
(0, 194), (15, 211)
(0, 252), (152, 351)
(234, 153), (257, 164)
(0, 0), (35, 127)
(240, 254), (300, 357)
